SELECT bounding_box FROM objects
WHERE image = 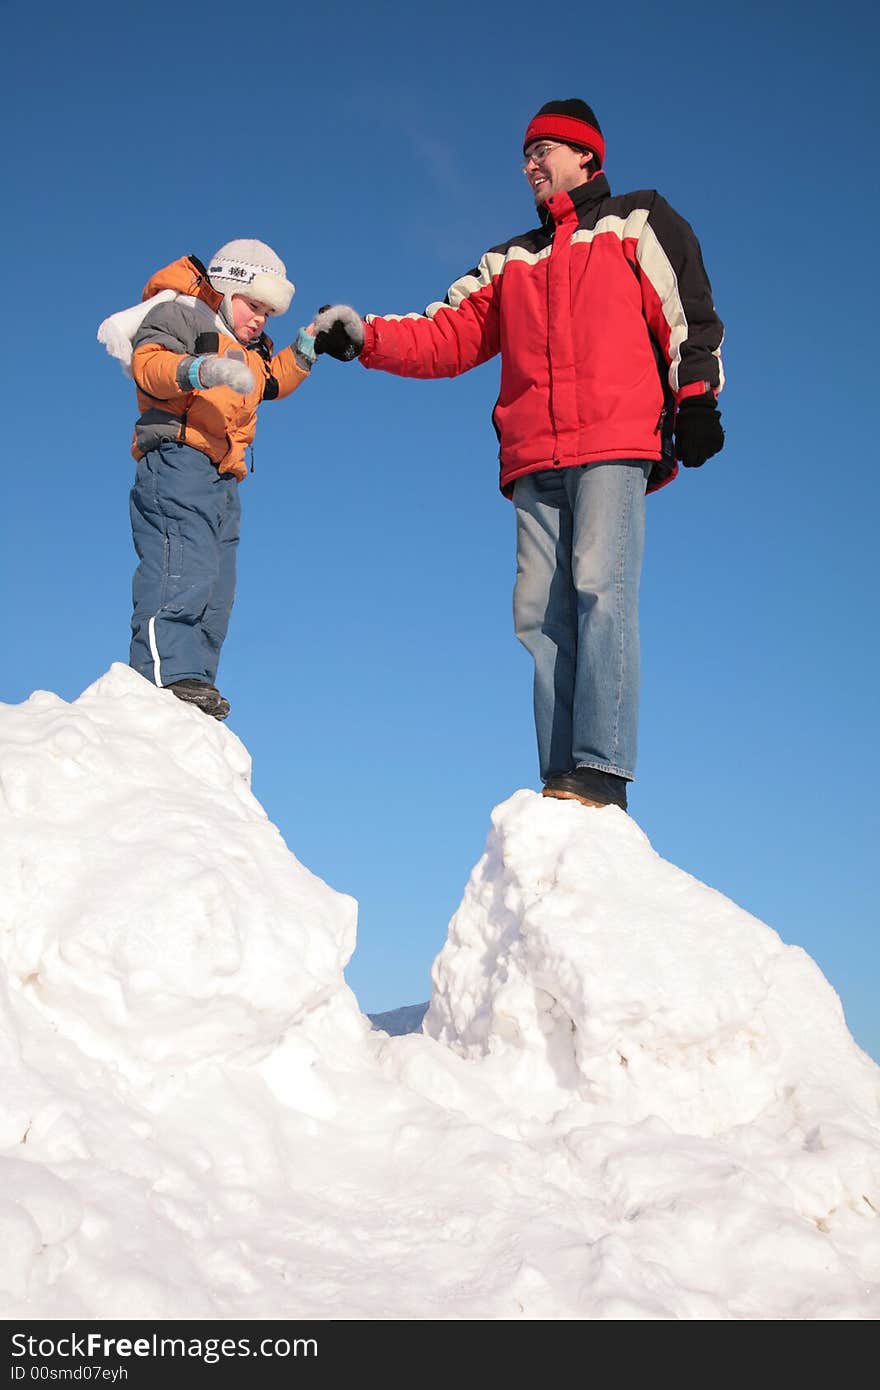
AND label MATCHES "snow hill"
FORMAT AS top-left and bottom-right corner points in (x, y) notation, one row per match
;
(1, 665), (878, 1319)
